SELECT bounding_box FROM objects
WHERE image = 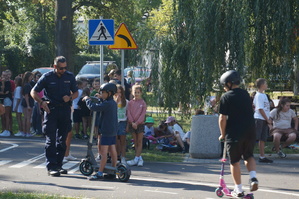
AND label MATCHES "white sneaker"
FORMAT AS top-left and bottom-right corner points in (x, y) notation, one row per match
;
(14, 131), (25, 137)
(64, 154), (77, 161)
(63, 157), (68, 163)
(25, 133), (34, 137)
(0, 130), (11, 137)
(137, 159), (144, 167)
(95, 154), (101, 161)
(127, 159), (138, 166)
(121, 157), (126, 164)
